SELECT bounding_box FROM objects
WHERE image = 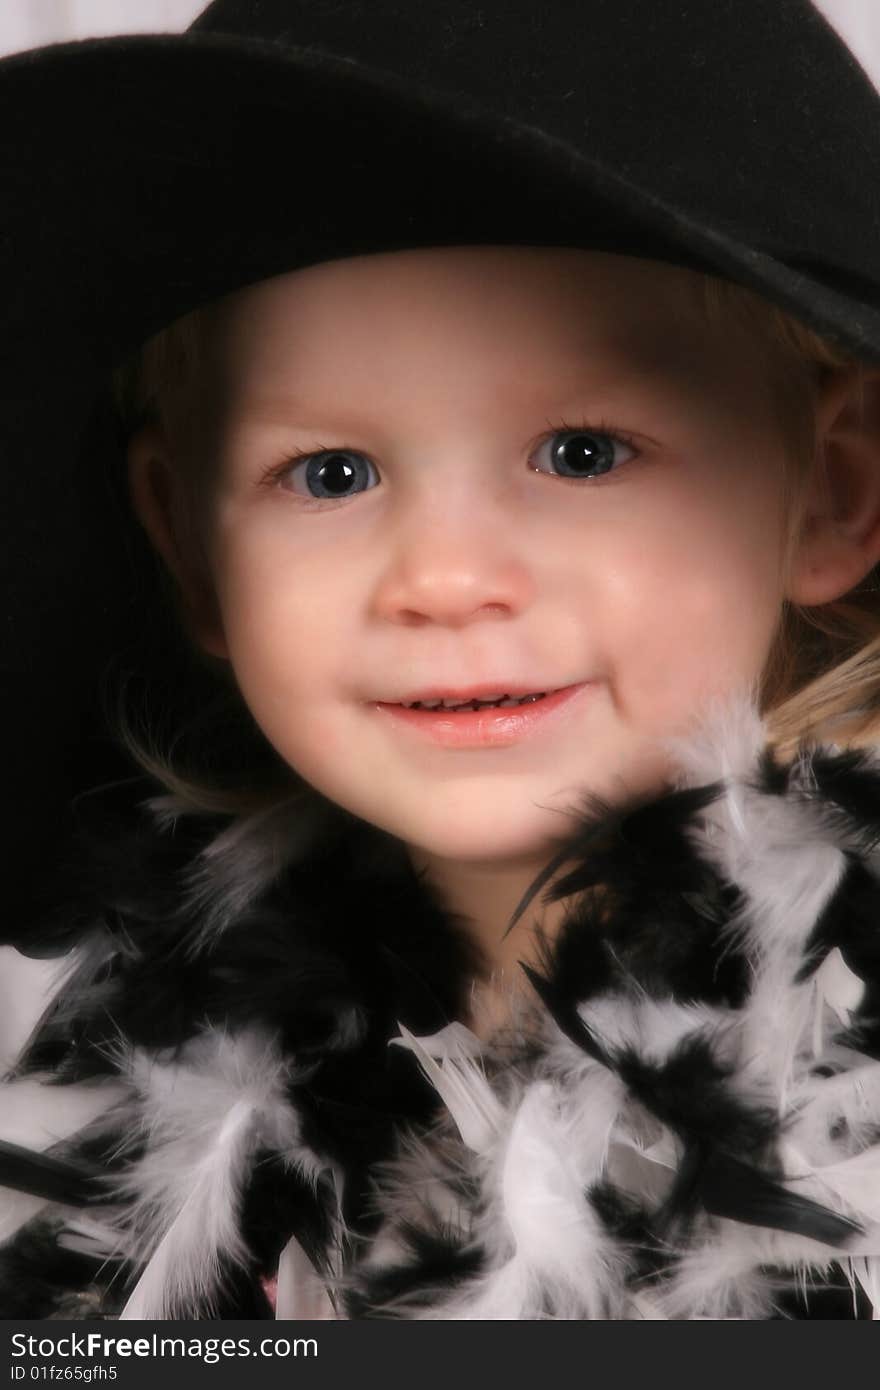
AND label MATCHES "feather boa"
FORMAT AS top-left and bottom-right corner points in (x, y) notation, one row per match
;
(2, 695), (880, 1318)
